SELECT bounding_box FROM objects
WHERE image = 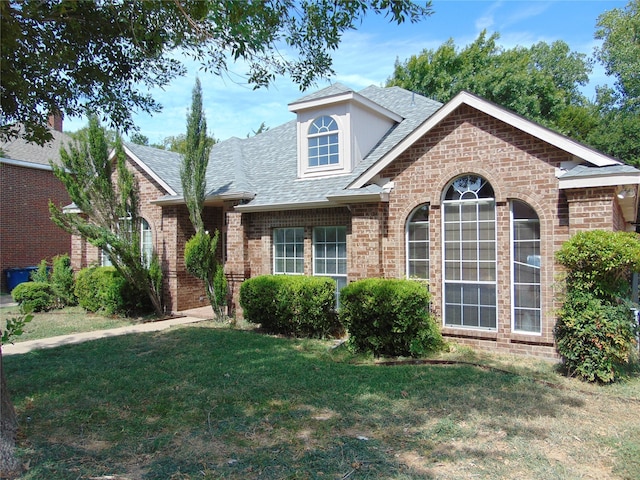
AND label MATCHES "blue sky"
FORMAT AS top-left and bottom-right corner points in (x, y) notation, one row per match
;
(64, 0), (628, 143)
